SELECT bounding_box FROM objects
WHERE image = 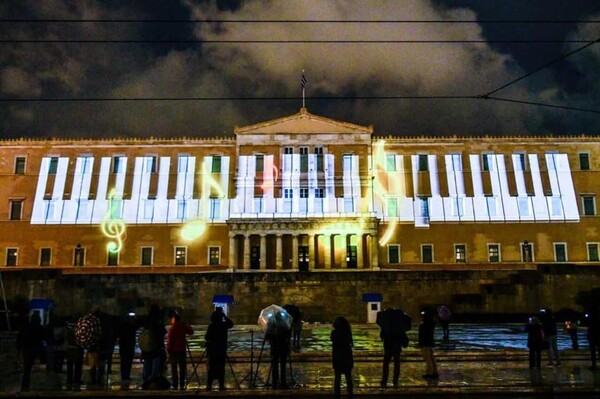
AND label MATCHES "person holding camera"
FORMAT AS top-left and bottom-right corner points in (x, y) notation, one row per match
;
(205, 307), (234, 391)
